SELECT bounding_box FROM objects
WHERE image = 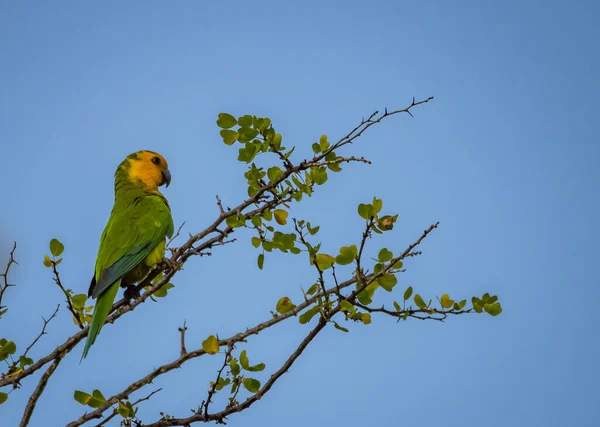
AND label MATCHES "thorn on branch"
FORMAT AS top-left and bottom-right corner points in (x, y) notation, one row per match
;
(216, 195), (225, 214)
